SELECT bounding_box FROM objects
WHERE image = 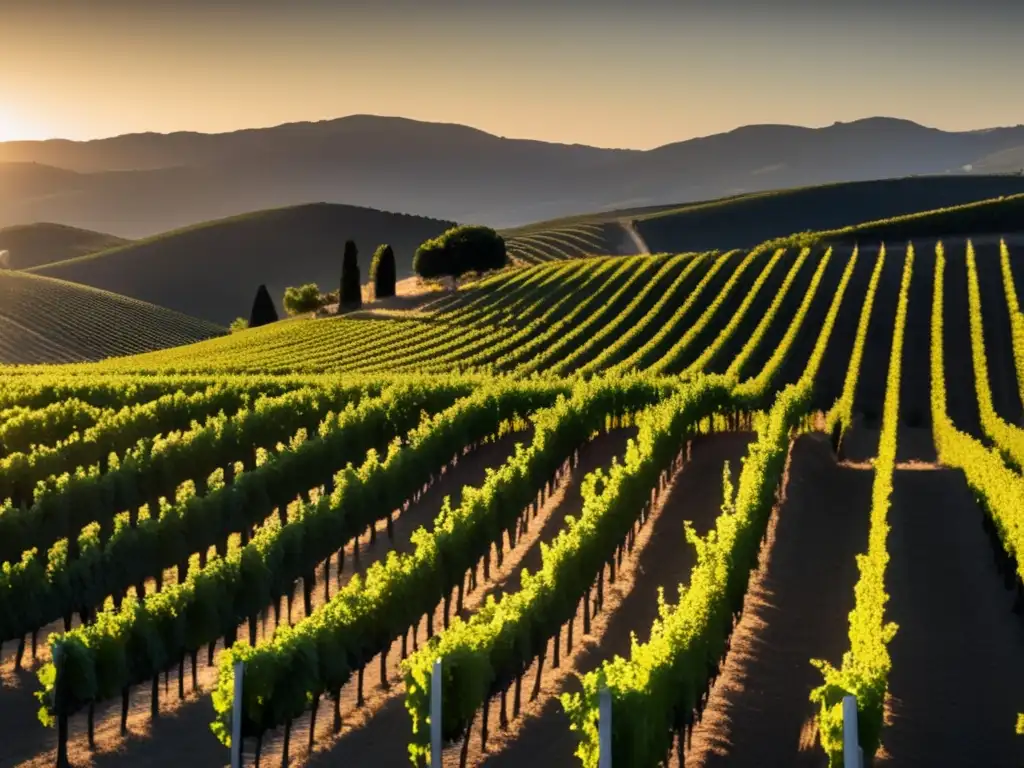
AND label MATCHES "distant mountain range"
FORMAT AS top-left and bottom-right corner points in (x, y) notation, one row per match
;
(2, 115), (1024, 237)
